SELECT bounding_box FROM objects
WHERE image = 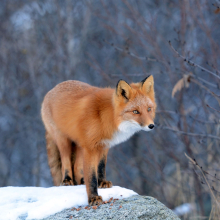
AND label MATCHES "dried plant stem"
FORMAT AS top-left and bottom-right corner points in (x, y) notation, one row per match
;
(185, 153), (220, 209)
